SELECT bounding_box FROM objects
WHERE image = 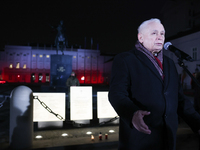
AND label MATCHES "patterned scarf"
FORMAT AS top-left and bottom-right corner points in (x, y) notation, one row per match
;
(135, 41), (164, 78)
